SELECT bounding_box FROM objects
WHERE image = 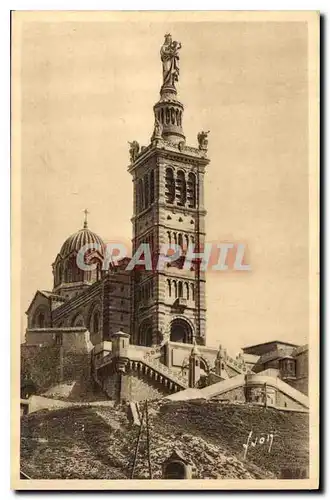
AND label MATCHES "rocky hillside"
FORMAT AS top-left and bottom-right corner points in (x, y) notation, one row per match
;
(20, 400), (309, 480)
